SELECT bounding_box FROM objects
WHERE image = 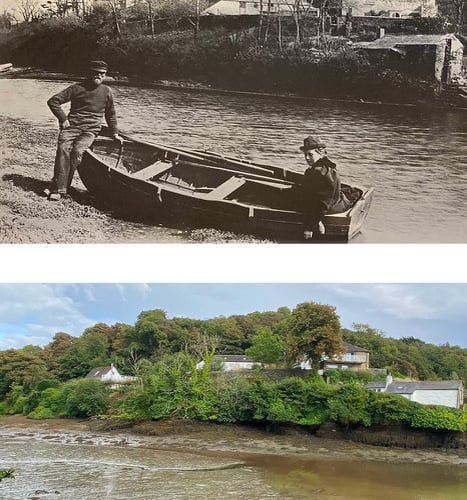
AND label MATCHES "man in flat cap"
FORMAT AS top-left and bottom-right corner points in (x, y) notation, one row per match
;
(297, 135), (351, 239)
(45, 60), (123, 200)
